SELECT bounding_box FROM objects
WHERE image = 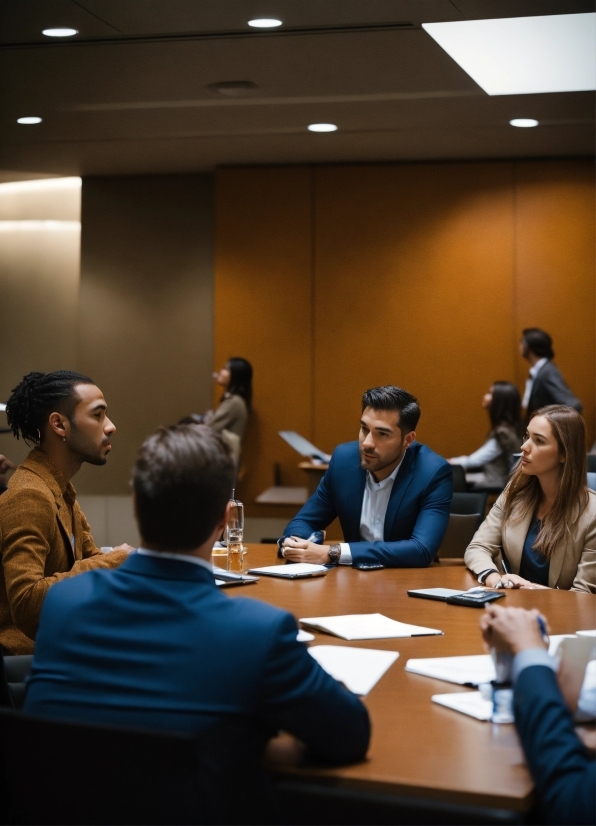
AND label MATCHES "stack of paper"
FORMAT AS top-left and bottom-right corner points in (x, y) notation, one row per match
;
(299, 613), (442, 640)
(406, 655), (495, 686)
(308, 646), (399, 695)
(432, 691), (493, 721)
